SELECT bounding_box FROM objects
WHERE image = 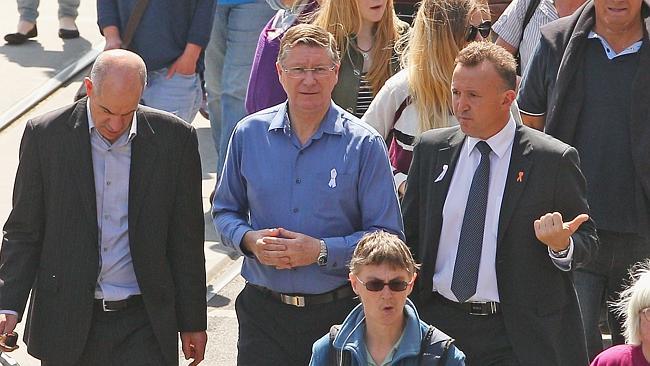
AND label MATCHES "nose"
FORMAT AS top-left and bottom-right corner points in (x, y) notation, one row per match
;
(301, 70), (317, 84)
(107, 116), (128, 132)
(380, 284), (393, 299)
